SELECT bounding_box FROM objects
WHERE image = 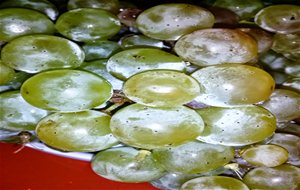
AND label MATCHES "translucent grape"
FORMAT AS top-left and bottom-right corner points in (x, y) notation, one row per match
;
(136, 3), (214, 40)
(36, 111), (119, 152)
(107, 48), (186, 80)
(0, 8), (55, 42)
(196, 106), (276, 146)
(123, 70), (200, 107)
(0, 61), (15, 85)
(243, 164), (300, 190)
(191, 64), (275, 107)
(272, 33), (300, 61)
(0, 91), (48, 131)
(0, 71), (31, 93)
(21, 69), (113, 112)
(152, 141), (234, 174)
(181, 176), (249, 190)
(1, 35), (85, 73)
(174, 29), (258, 66)
(110, 104), (205, 149)
(67, 0), (119, 13)
(82, 40), (121, 61)
(119, 35), (166, 49)
(91, 147), (165, 182)
(55, 8), (121, 42)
